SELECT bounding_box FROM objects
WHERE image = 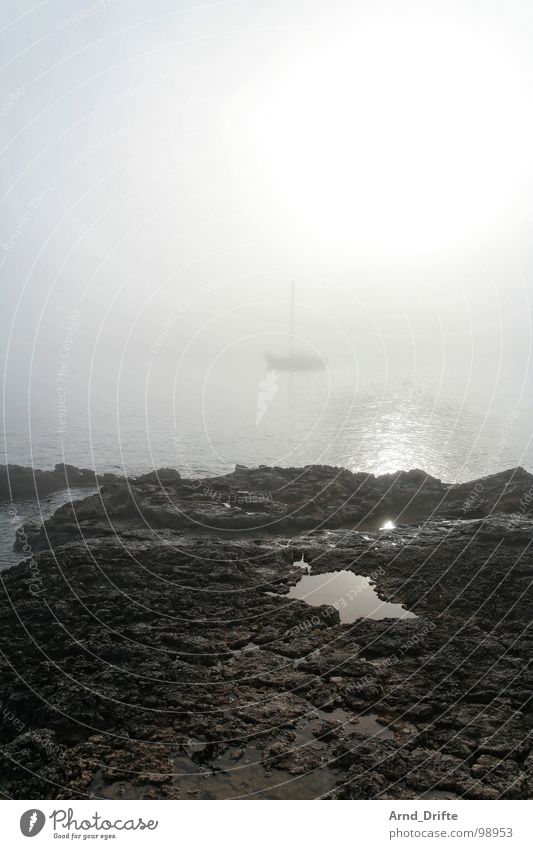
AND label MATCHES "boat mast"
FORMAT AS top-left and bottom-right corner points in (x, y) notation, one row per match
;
(289, 280), (295, 359)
